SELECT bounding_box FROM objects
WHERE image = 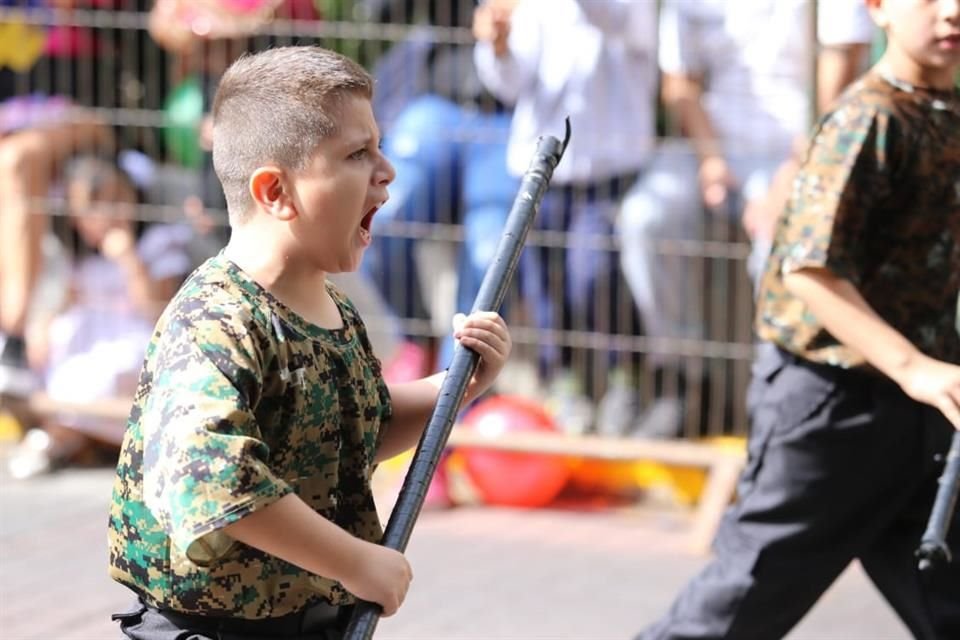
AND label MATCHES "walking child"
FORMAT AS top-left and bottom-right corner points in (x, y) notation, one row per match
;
(108, 46), (512, 640)
(639, 0), (960, 637)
